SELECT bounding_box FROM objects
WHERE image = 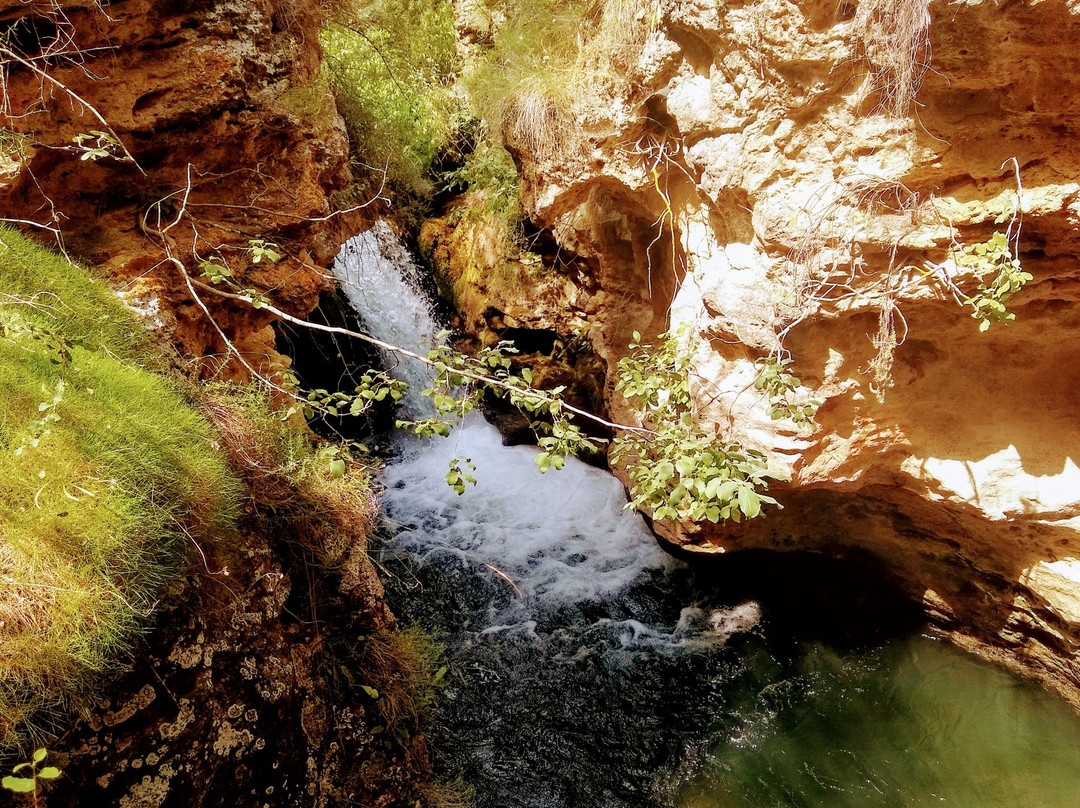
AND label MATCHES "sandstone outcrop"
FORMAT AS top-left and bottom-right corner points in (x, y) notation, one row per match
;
(0, 0), (364, 376)
(451, 0), (1080, 705)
